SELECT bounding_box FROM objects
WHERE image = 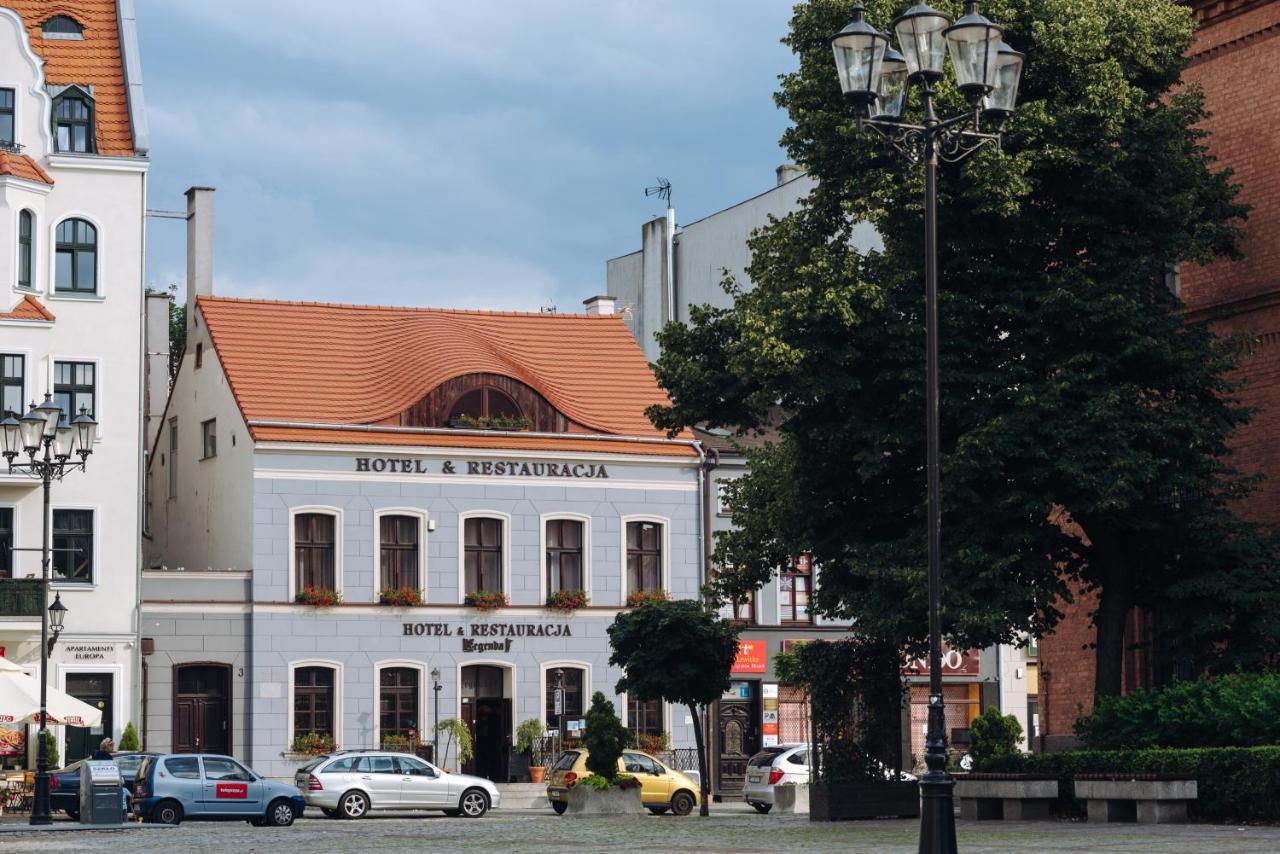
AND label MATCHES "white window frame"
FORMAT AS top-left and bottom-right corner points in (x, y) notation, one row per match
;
(48, 502), (98, 587)
(47, 212), (104, 300)
(619, 514), (671, 601)
(621, 691), (670, 738)
(372, 659), (428, 750)
(47, 354), (103, 441)
(14, 207), (36, 292)
(200, 418), (216, 460)
(373, 507), (429, 601)
(716, 479), (734, 516)
(0, 348), (29, 419)
(288, 659), (344, 751)
(288, 505), (344, 600)
(538, 512), (591, 605)
(539, 659), (592, 731)
(166, 418), (177, 499)
(456, 510), (511, 604)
